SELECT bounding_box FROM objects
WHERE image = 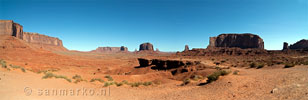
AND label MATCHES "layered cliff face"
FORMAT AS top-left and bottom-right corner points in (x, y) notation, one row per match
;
(23, 32), (63, 46)
(207, 33), (264, 49)
(0, 20), (23, 39)
(91, 46), (128, 53)
(0, 20), (66, 51)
